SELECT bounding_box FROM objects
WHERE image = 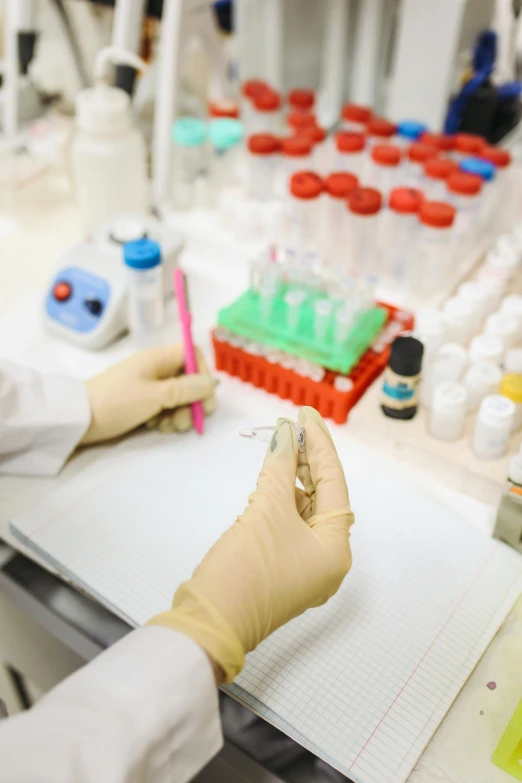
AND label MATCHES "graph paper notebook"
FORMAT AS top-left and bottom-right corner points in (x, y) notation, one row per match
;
(10, 407), (522, 783)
